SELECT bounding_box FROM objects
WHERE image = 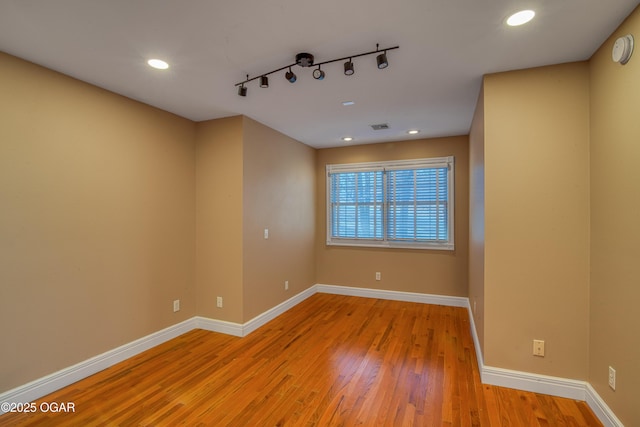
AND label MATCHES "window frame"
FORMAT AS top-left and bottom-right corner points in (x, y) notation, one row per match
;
(326, 156), (455, 251)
